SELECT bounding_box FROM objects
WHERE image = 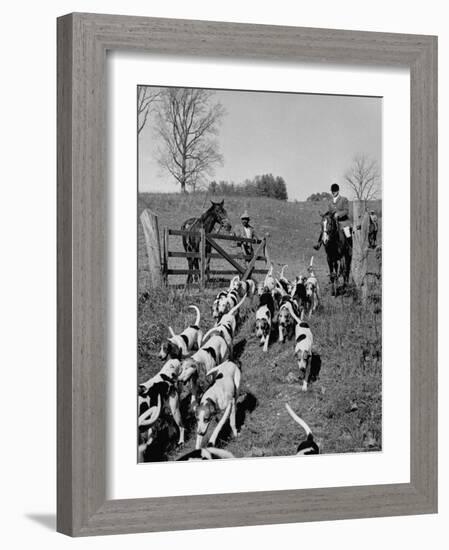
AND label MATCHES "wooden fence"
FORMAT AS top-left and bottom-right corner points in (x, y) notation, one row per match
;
(162, 228), (268, 288)
(140, 208), (269, 289)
